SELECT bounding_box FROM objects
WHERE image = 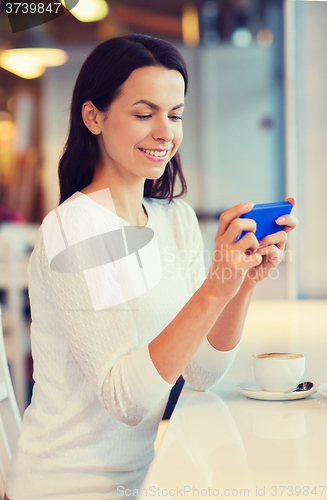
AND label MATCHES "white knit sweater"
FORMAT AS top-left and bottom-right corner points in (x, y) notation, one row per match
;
(6, 192), (239, 500)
